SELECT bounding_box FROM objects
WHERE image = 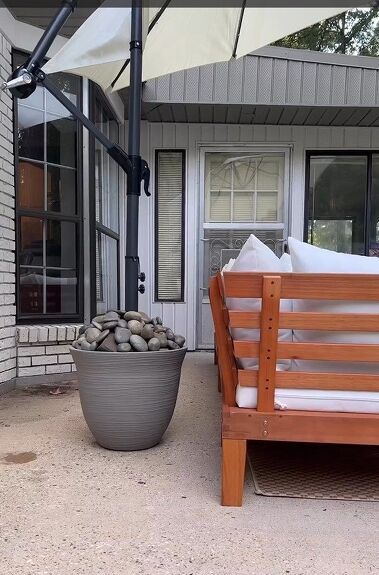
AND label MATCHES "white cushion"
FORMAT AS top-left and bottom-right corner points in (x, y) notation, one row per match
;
(235, 385), (379, 414)
(288, 237), (379, 373)
(226, 234), (292, 371)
